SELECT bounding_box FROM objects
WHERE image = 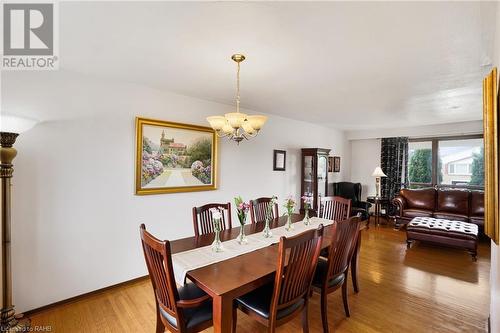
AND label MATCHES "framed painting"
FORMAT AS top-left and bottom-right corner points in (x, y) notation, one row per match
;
(273, 150), (286, 171)
(483, 67), (499, 244)
(135, 117), (218, 195)
(328, 156), (334, 172)
(333, 156), (341, 172)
